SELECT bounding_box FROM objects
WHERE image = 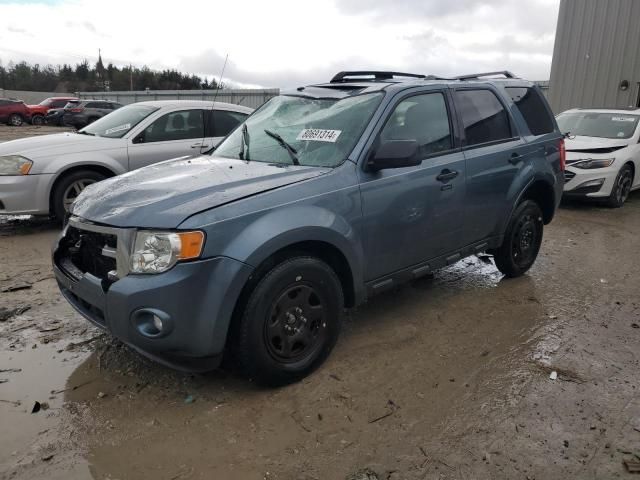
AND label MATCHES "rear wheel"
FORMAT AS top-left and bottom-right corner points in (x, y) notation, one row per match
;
(492, 200), (544, 278)
(233, 256), (343, 386)
(606, 164), (633, 208)
(31, 114), (44, 126)
(8, 114), (23, 126)
(51, 170), (107, 220)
